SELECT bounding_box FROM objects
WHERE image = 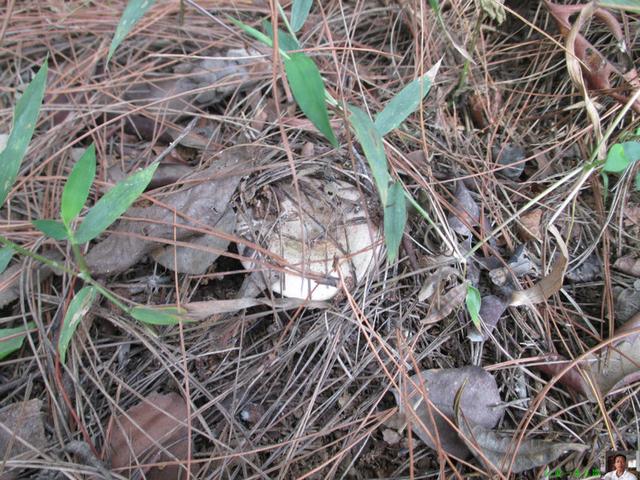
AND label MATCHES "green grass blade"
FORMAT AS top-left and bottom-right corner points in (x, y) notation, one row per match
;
(348, 105), (390, 203)
(374, 60), (440, 136)
(58, 286), (98, 364)
(291, 0), (313, 32)
(228, 16), (274, 49)
(0, 60), (48, 207)
(130, 306), (188, 325)
(635, 171), (640, 190)
(262, 20), (300, 51)
(108, 0), (156, 62)
(74, 162), (158, 244)
(599, 0), (640, 12)
(465, 285), (482, 330)
(33, 219), (68, 240)
(0, 322), (35, 360)
(384, 181), (407, 262)
(61, 144), (96, 226)
(0, 247), (14, 274)
(284, 53), (338, 147)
